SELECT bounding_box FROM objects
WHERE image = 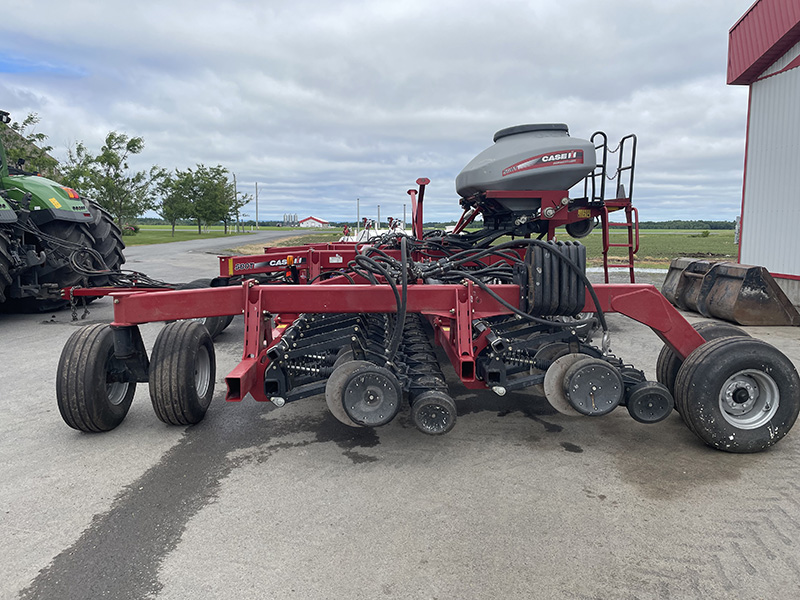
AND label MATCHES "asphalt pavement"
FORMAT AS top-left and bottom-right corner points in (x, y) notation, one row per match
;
(1, 232), (799, 600)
